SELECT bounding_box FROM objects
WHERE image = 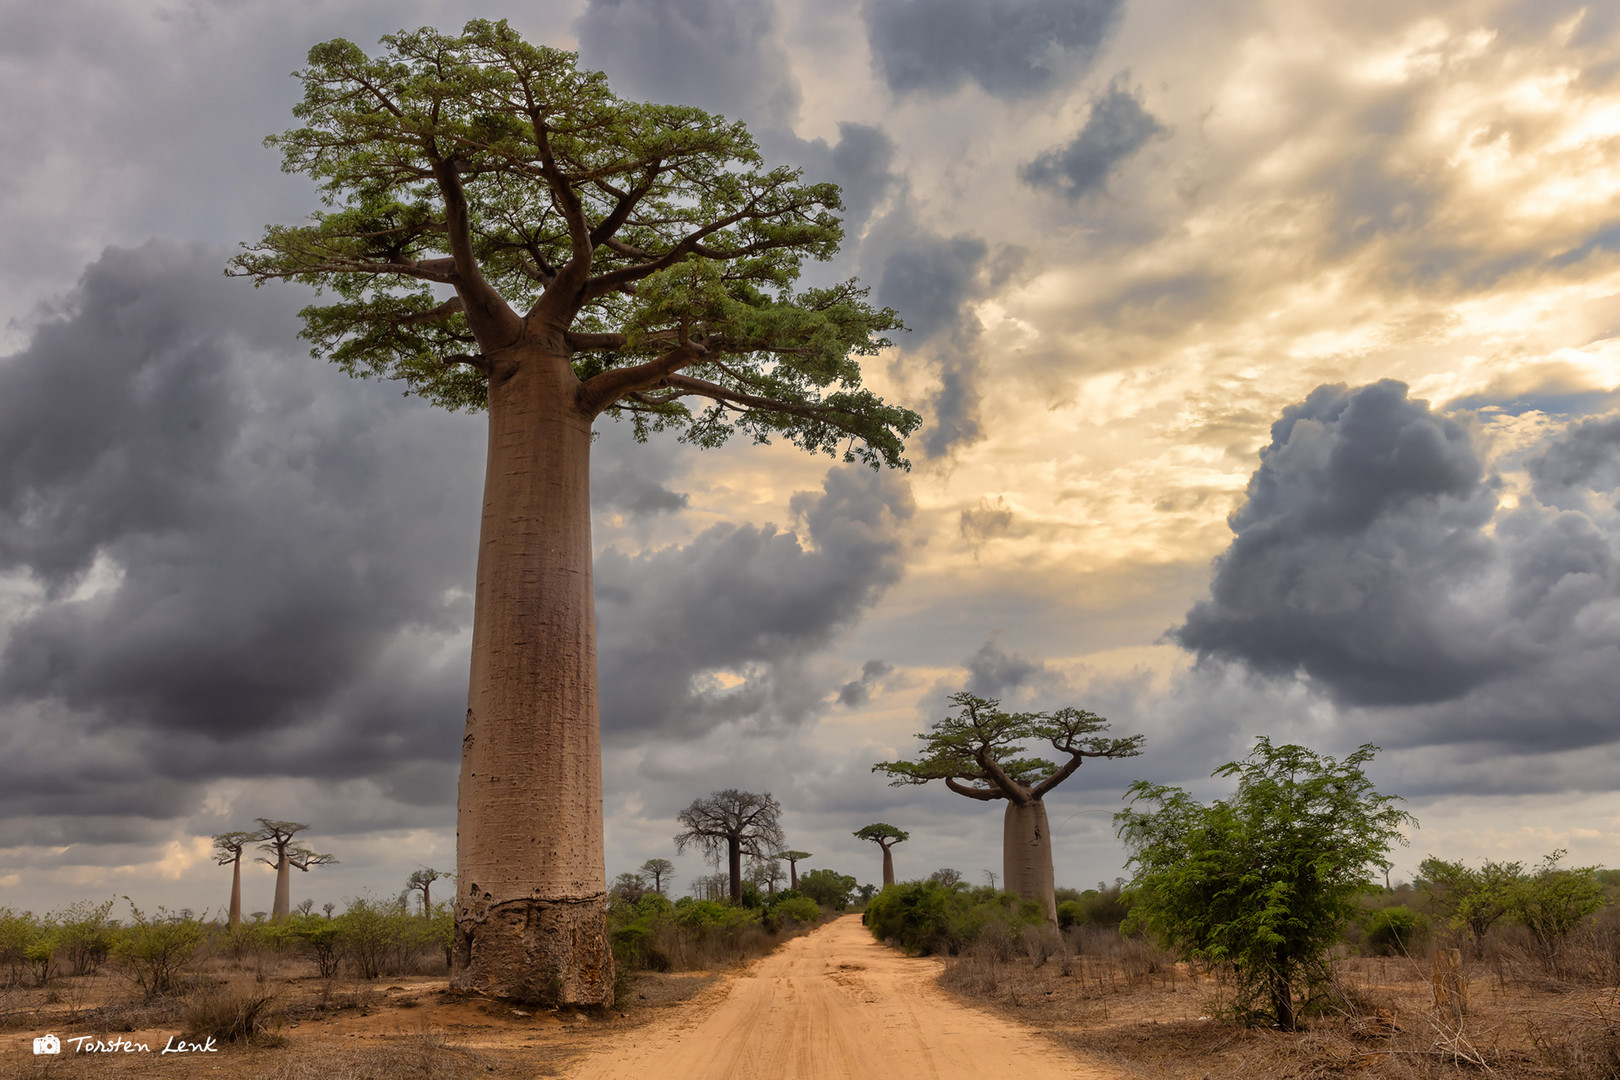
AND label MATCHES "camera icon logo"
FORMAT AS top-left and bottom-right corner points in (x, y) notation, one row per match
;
(33, 1034), (61, 1055)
